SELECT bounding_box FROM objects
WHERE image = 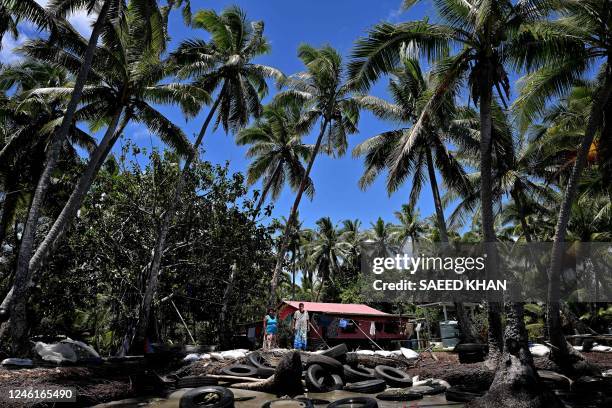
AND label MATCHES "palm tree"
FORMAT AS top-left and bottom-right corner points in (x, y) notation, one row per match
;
(236, 103), (314, 217)
(391, 204), (427, 245)
(0, 60), (95, 250)
(514, 1), (612, 372)
(306, 217), (349, 301)
(271, 214), (305, 301)
(8, 1), (135, 343)
(136, 6), (284, 346)
(0, 8), (200, 353)
(353, 58), (469, 245)
(268, 44), (360, 306)
(339, 219), (363, 272)
(350, 1), (551, 369)
(0, 0), (50, 46)
(447, 105), (557, 244)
